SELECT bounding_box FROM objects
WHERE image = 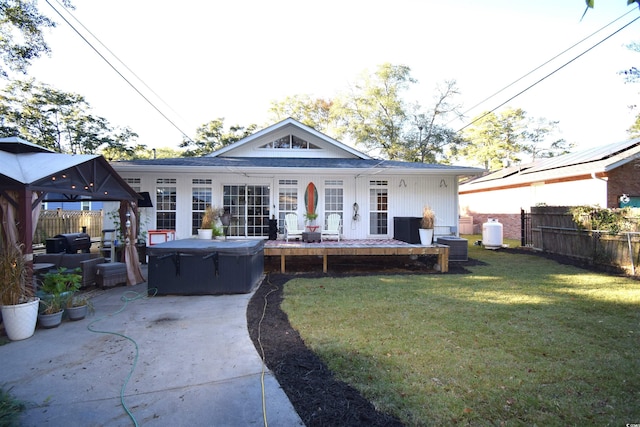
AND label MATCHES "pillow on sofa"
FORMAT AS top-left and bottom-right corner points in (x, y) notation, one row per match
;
(59, 253), (94, 270)
(33, 253), (64, 266)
